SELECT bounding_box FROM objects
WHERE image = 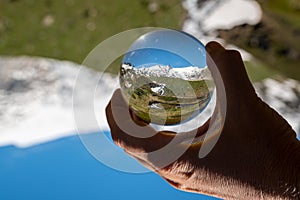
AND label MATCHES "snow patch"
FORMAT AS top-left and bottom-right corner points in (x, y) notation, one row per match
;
(255, 78), (300, 134)
(0, 56), (117, 148)
(182, 0), (262, 61)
